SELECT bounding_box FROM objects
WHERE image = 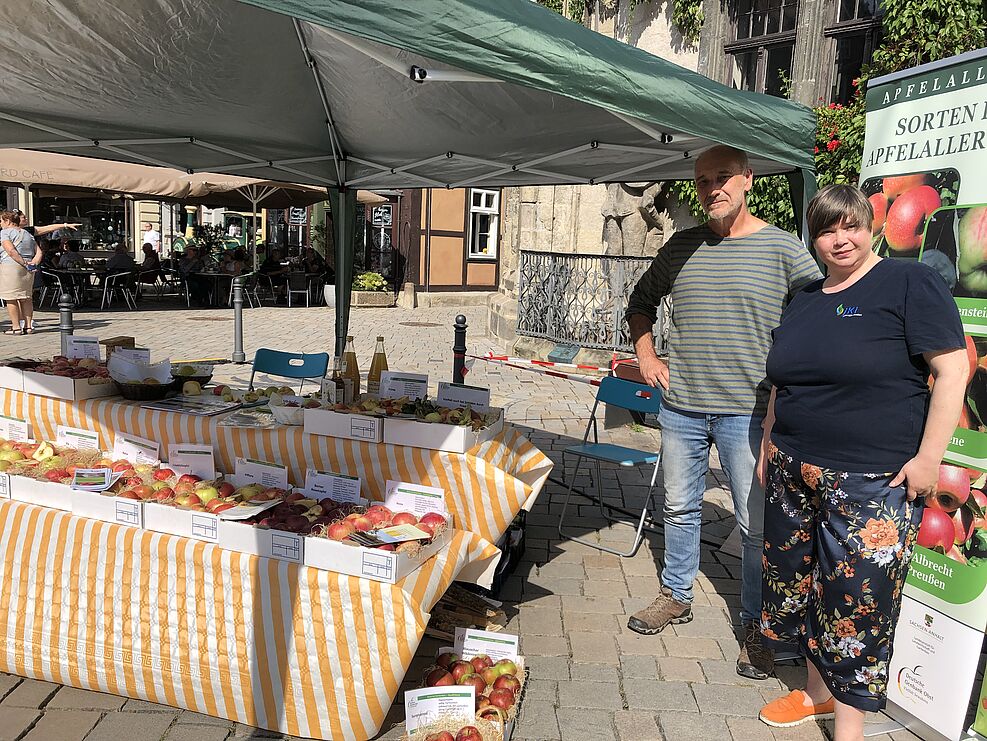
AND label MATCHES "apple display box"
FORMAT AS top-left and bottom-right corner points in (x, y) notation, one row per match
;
(219, 520), (306, 565)
(0, 365), (24, 392)
(21, 371), (118, 401)
(143, 501), (222, 543)
(382, 409), (505, 454)
(303, 526), (452, 584)
(71, 489), (144, 528)
(303, 409), (383, 443)
(9, 474), (73, 512)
